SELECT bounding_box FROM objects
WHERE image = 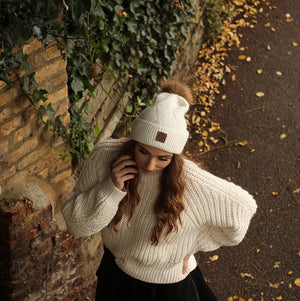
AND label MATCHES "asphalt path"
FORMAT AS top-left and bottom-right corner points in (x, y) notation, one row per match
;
(188, 0), (300, 300)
